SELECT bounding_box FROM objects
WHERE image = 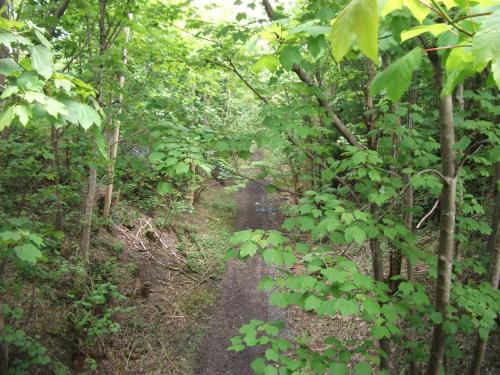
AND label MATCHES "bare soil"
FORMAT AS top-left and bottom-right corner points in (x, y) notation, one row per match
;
(195, 177), (282, 375)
